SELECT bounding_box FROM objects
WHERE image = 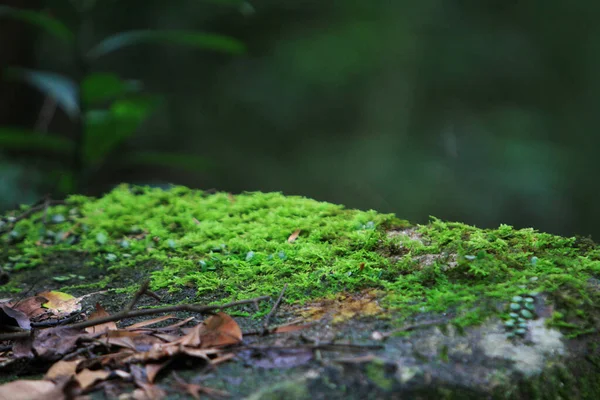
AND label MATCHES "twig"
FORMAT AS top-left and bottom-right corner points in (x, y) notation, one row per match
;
(31, 311), (82, 328)
(0, 199), (67, 235)
(261, 284), (287, 336)
(0, 296), (271, 342)
(125, 279), (152, 312)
